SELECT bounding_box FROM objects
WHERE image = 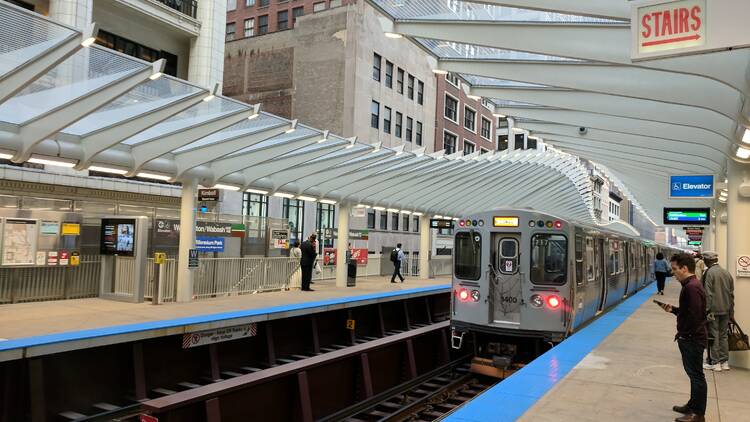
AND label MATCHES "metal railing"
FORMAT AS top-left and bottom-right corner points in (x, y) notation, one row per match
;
(0, 257), (101, 304)
(193, 257), (300, 299)
(430, 256), (452, 277)
(155, 0), (198, 18)
(145, 258), (178, 303)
